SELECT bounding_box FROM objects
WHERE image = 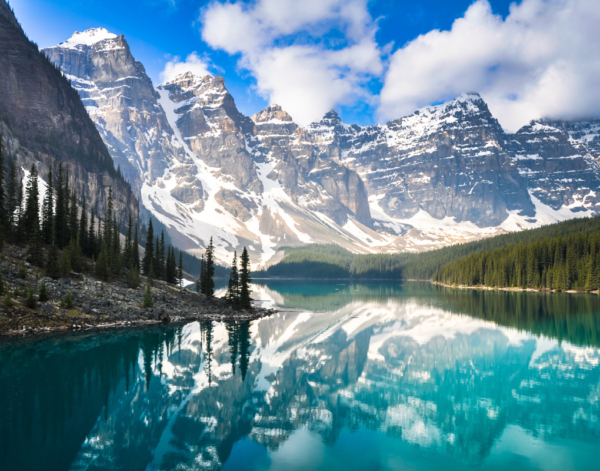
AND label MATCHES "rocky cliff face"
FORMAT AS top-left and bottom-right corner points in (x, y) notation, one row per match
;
(0, 3), (137, 218)
(42, 26), (600, 265)
(42, 28), (186, 196)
